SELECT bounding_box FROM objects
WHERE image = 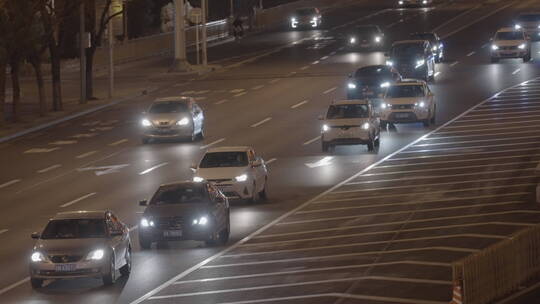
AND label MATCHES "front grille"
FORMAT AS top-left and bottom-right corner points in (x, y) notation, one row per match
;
(38, 269), (97, 276)
(155, 217), (184, 229)
(500, 46), (518, 50)
(391, 104), (414, 110)
(159, 121), (169, 125)
(330, 125), (359, 129)
(49, 255), (83, 263)
(207, 178), (232, 183)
